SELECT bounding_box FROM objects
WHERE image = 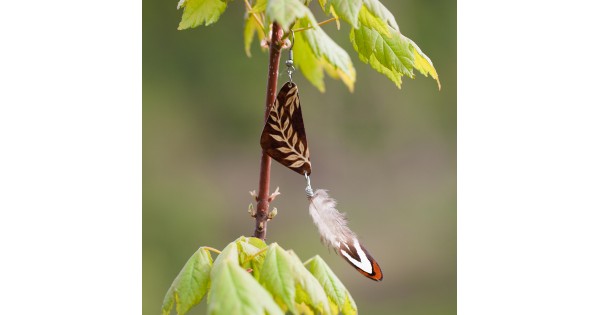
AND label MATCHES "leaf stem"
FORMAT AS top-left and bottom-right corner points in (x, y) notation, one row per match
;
(292, 17), (339, 33)
(243, 0), (266, 37)
(253, 22), (283, 240)
(203, 247), (222, 255)
(241, 247), (269, 265)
